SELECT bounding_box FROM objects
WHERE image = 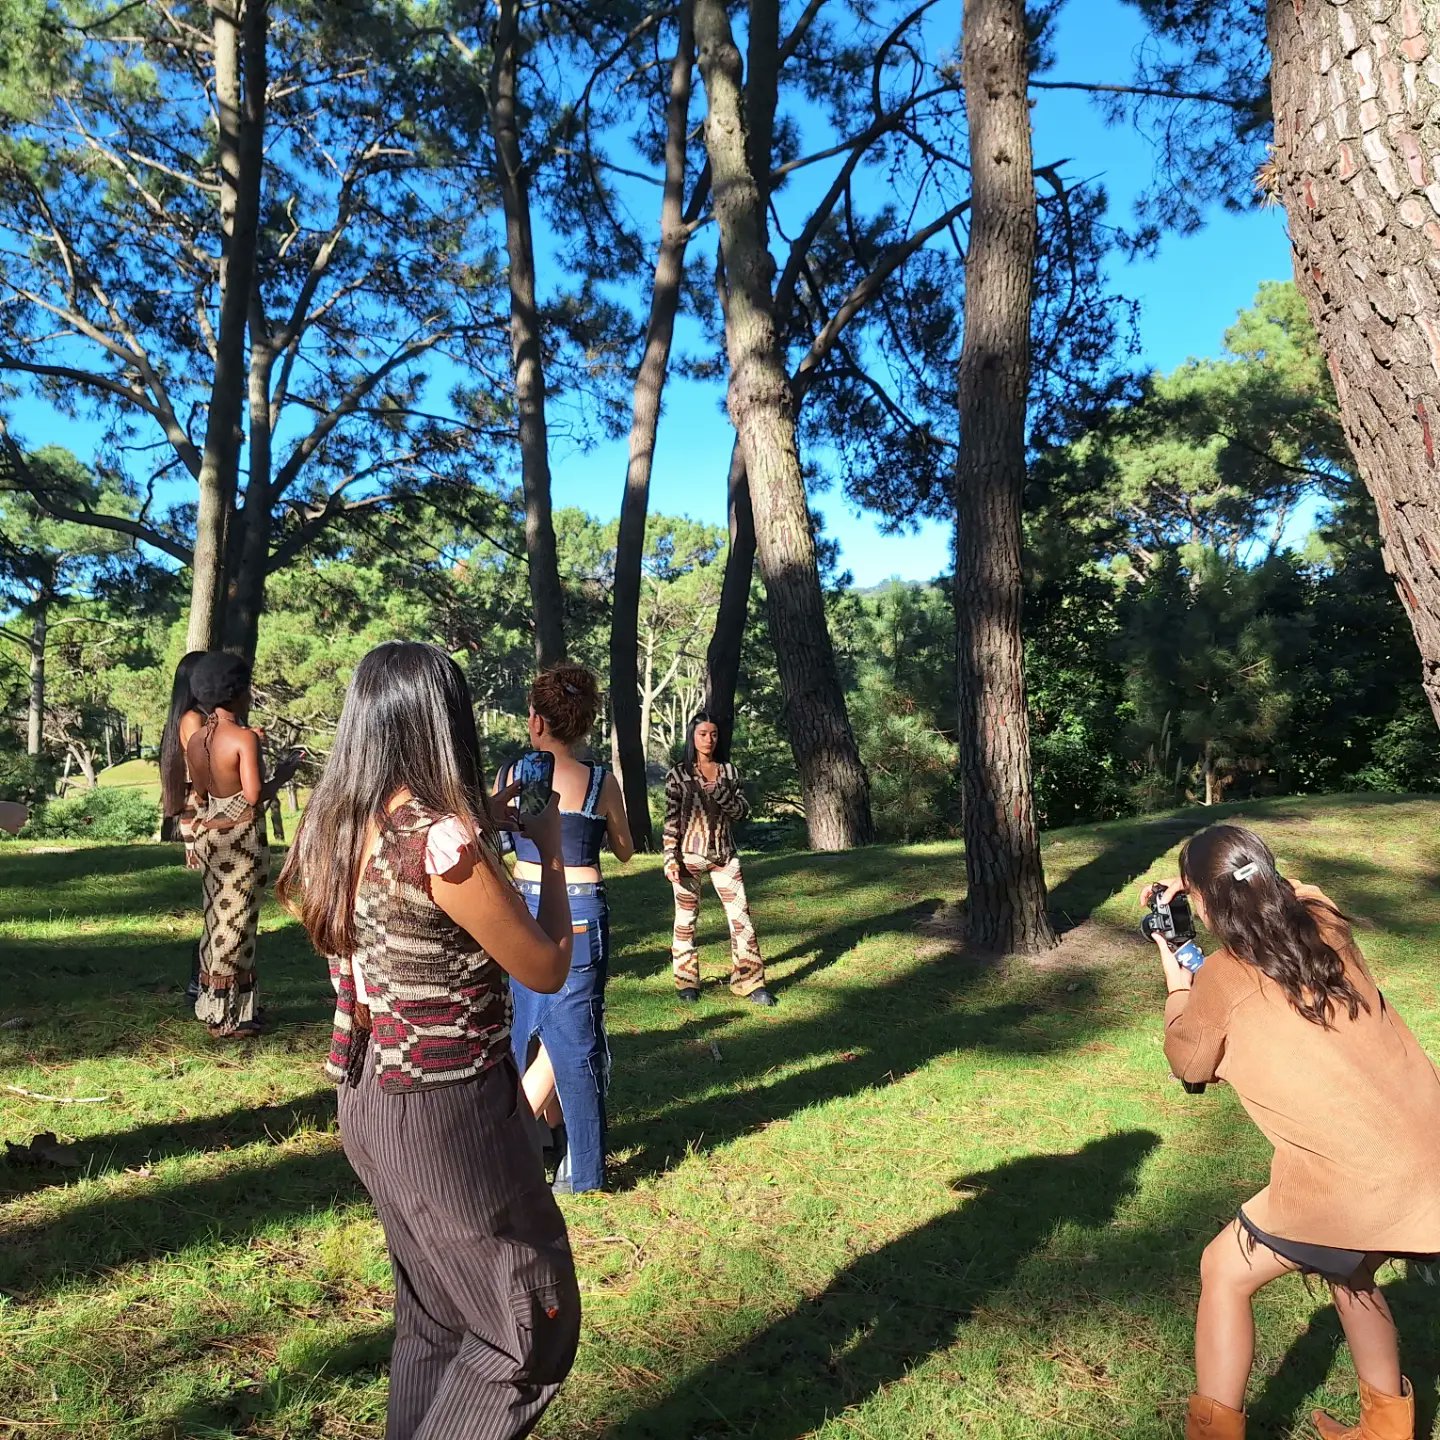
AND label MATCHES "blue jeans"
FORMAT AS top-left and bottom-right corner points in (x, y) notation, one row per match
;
(511, 882), (610, 1193)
